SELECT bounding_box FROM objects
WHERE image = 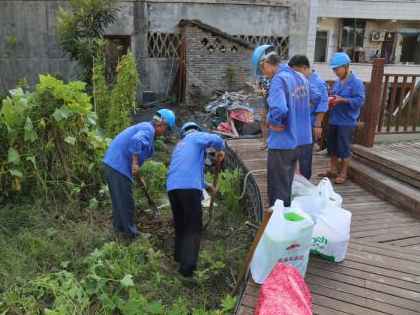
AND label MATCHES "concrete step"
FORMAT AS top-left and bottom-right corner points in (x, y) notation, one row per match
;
(352, 144), (420, 189)
(348, 160), (420, 216)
